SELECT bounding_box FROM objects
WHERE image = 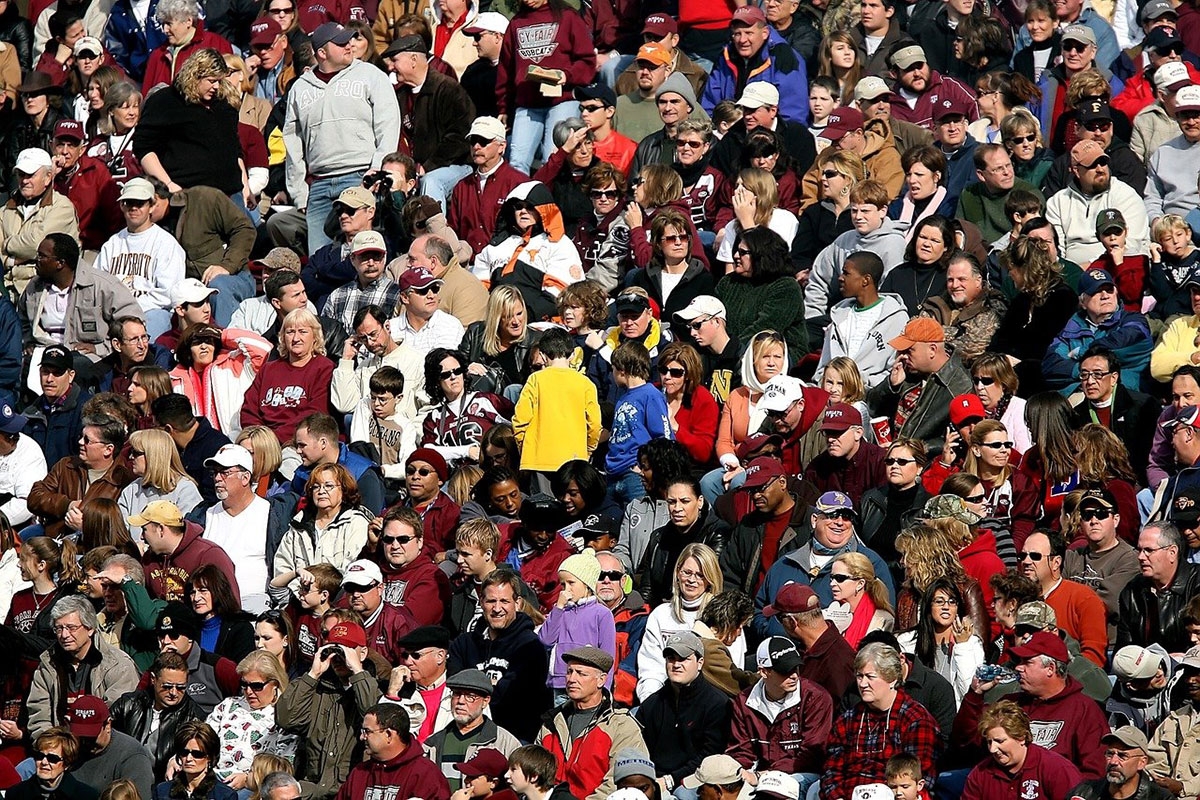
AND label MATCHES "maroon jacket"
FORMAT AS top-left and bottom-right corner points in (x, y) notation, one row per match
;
(798, 621), (856, 702)
(498, 525), (575, 611)
(55, 155), (123, 251)
(333, 738), (450, 800)
(887, 70), (980, 131)
(404, 491), (461, 560)
(447, 161), (529, 256)
(377, 555), (452, 627)
(363, 601), (420, 665)
(496, 4), (596, 114)
(142, 24), (233, 92)
(140, 521), (242, 604)
(729, 677), (833, 775)
(961, 743), (1082, 800)
(803, 439), (887, 506)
